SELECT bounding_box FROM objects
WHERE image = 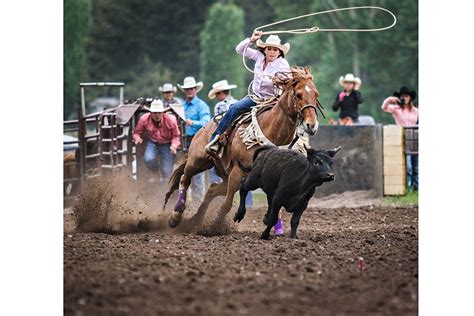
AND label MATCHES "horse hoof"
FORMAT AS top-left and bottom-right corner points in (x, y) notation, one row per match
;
(168, 212), (182, 228)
